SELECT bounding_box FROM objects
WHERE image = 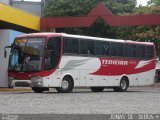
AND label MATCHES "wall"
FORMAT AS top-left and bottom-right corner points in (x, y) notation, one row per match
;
(0, 30), (10, 87)
(0, 0), (39, 87)
(10, 0), (44, 16)
(0, 30), (24, 87)
(0, 0), (10, 4)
